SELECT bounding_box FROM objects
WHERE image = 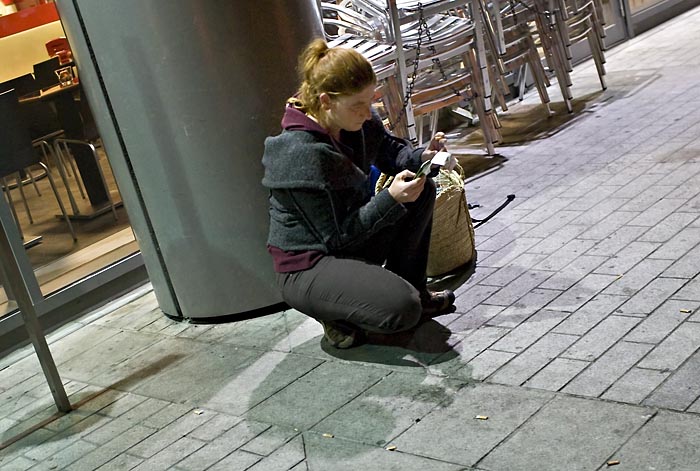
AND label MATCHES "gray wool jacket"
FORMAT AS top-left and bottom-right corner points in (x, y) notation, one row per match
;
(262, 106), (425, 254)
